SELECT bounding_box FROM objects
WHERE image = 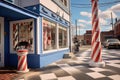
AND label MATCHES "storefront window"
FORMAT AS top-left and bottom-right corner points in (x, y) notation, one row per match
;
(10, 19), (34, 52)
(43, 19), (57, 51)
(59, 25), (67, 48)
